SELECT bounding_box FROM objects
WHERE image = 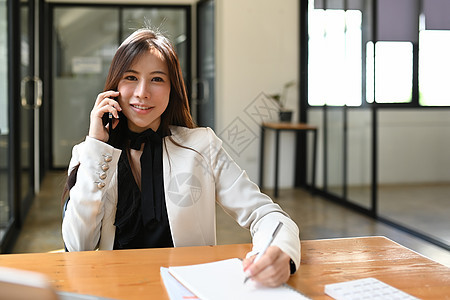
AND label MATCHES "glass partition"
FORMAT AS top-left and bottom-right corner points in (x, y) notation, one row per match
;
(52, 7), (119, 168)
(0, 0), (10, 242)
(326, 108), (344, 197)
(307, 109), (323, 189)
(347, 109), (372, 209)
(378, 110), (450, 245)
(305, 0), (450, 251)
